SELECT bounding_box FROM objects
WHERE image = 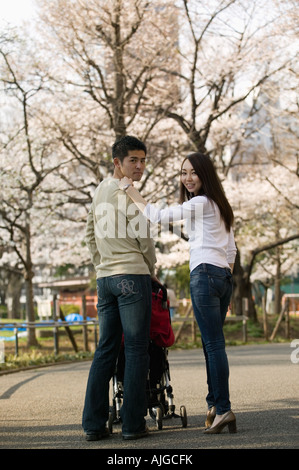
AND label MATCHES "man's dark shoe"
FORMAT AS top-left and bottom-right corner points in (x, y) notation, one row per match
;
(122, 425), (149, 440)
(85, 427), (110, 441)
